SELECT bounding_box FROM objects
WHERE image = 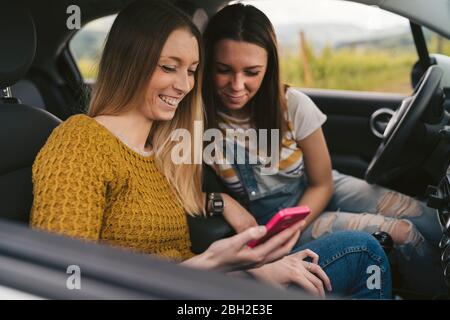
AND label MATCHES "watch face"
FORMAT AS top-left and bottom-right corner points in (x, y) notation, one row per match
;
(213, 200), (223, 207)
